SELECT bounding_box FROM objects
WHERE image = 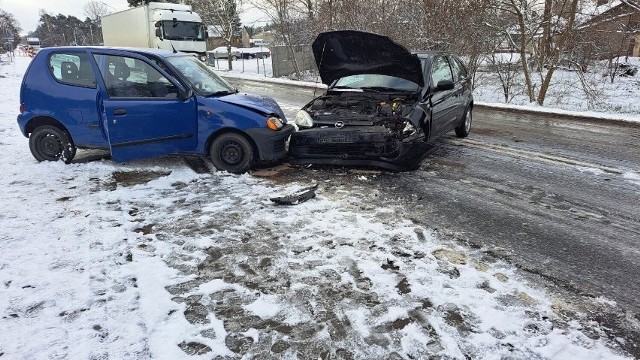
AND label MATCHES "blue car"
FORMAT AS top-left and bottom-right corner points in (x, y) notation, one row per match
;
(17, 47), (293, 173)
